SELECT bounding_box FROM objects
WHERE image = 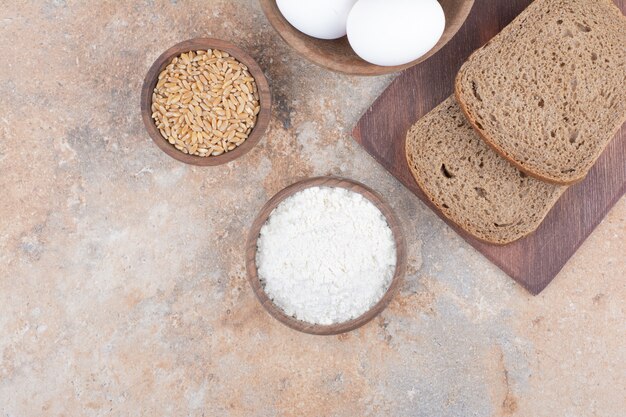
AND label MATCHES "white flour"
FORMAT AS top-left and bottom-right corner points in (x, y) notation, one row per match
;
(256, 186), (397, 325)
